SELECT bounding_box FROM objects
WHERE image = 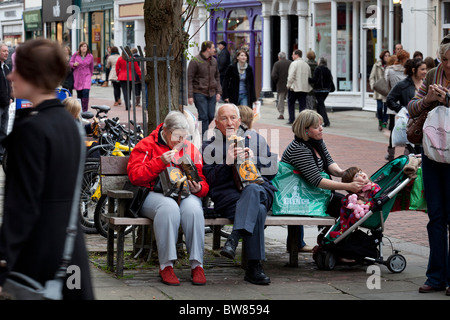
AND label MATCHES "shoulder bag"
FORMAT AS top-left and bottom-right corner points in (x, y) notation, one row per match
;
(373, 77), (390, 97)
(3, 121), (86, 300)
(406, 108), (430, 145)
